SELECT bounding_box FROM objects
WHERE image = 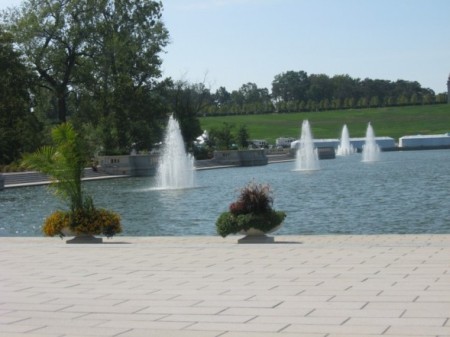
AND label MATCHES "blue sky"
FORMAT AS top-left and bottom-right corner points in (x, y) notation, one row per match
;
(2, 0), (450, 94)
